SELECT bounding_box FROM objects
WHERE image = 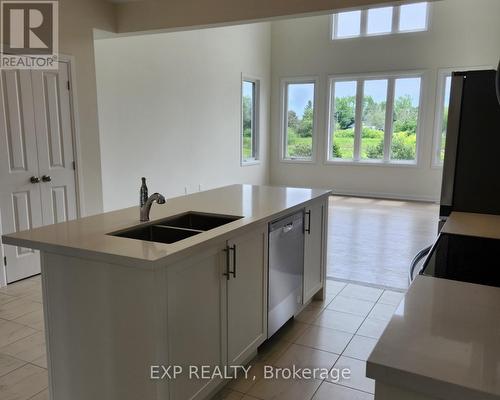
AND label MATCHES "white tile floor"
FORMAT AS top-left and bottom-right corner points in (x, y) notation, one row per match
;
(0, 276), (404, 400)
(0, 276), (47, 400)
(217, 280), (404, 400)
